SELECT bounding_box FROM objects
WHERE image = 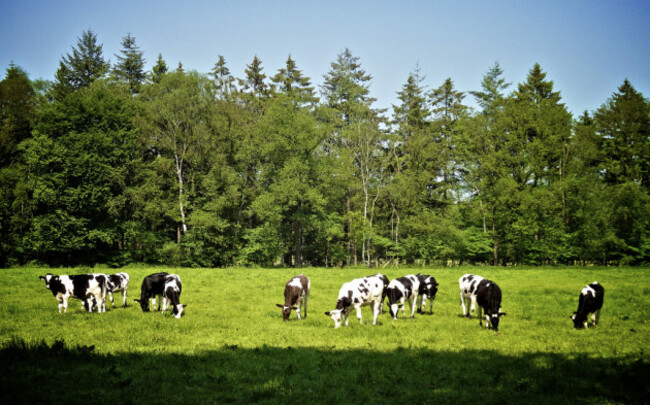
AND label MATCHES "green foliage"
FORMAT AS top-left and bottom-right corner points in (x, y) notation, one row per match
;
(1, 32), (649, 267)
